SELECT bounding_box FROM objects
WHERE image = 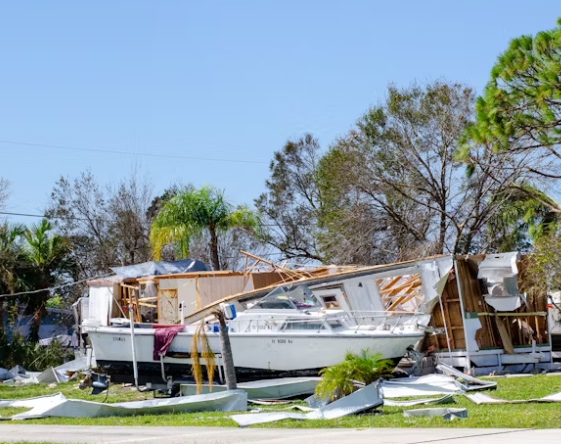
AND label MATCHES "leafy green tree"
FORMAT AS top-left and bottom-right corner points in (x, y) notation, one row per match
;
(150, 186), (261, 270)
(23, 219), (72, 342)
(484, 185), (560, 252)
(464, 18), (561, 184)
